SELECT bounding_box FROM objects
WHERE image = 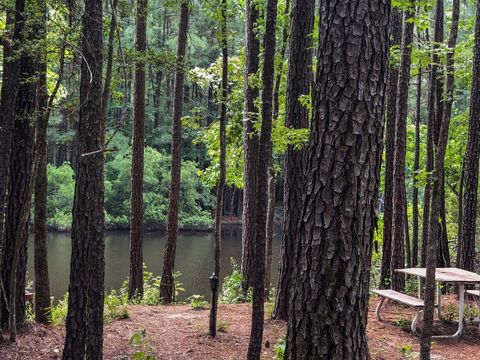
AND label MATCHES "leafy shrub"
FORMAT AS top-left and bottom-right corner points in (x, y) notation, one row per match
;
(220, 258), (248, 304)
(274, 338), (286, 360)
(104, 289), (129, 322)
(46, 144), (214, 231)
(130, 330), (156, 360)
(393, 315), (412, 331)
(186, 294), (209, 310)
(48, 293), (69, 326)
